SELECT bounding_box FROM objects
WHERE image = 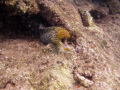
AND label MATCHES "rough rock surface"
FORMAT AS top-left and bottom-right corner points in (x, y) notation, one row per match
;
(1, 0), (83, 38)
(37, 0), (83, 37)
(106, 0), (120, 14)
(0, 0), (120, 90)
(4, 0), (39, 14)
